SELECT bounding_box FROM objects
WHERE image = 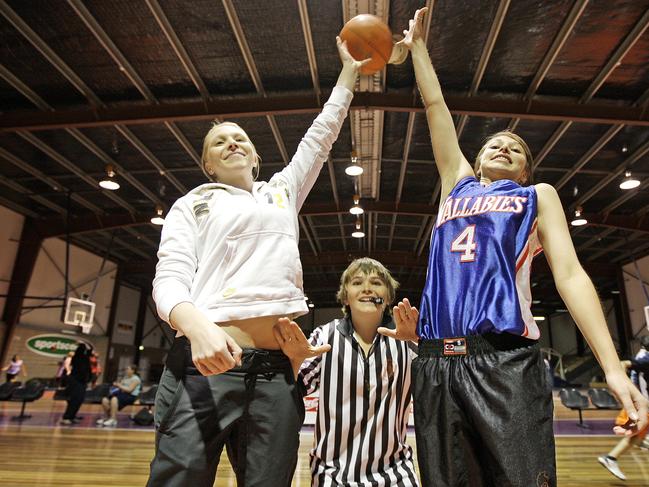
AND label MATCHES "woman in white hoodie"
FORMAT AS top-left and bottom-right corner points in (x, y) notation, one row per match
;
(147, 38), (366, 487)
